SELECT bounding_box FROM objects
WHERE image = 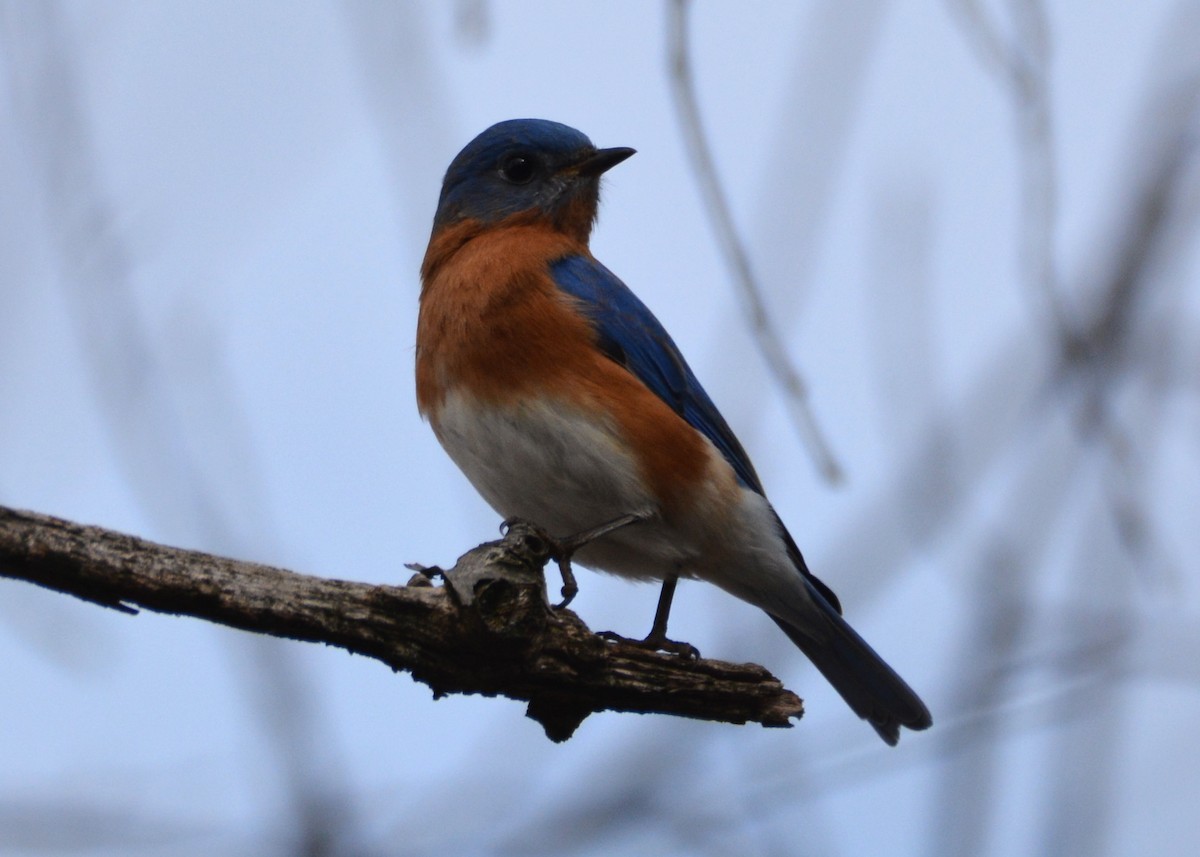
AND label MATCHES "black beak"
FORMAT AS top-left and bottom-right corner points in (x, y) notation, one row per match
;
(575, 146), (636, 177)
